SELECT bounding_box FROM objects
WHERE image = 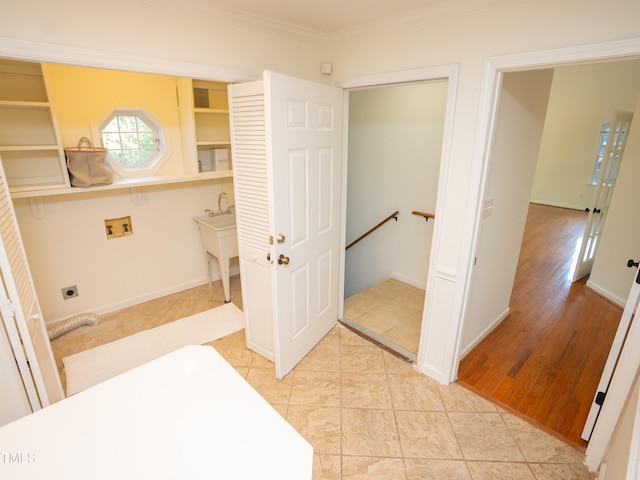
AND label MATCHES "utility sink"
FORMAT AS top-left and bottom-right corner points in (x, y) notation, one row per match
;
(193, 213), (237, 231)
(193, 213), (238, 302)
